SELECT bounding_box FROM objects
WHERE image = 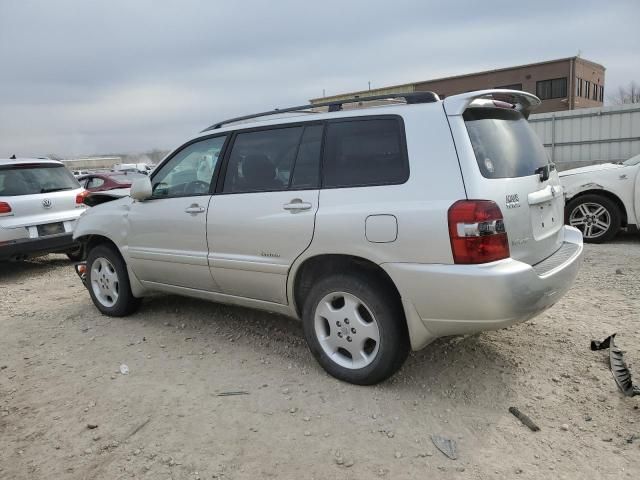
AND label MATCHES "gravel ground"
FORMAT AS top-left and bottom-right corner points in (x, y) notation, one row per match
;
(1, 234), (639, 479)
